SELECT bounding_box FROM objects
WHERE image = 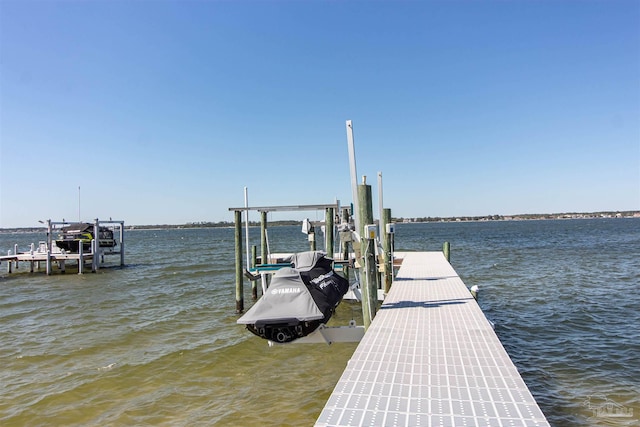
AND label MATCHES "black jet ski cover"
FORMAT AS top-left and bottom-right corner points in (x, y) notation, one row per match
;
(237, 251), (349, 343)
